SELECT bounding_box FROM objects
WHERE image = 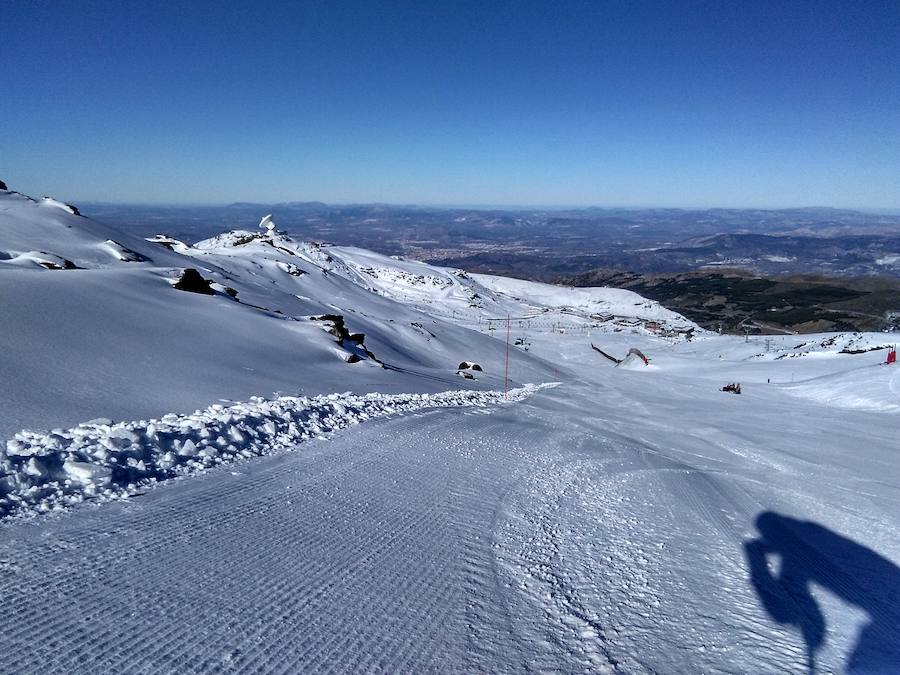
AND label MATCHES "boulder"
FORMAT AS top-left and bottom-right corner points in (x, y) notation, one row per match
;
(172, 268), (214, 295)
